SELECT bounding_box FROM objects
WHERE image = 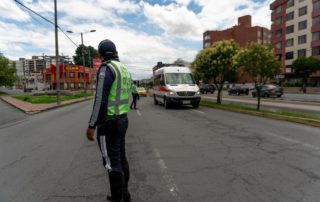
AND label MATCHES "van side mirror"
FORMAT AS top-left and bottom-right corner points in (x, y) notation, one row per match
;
(160, 80), (165, 86)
